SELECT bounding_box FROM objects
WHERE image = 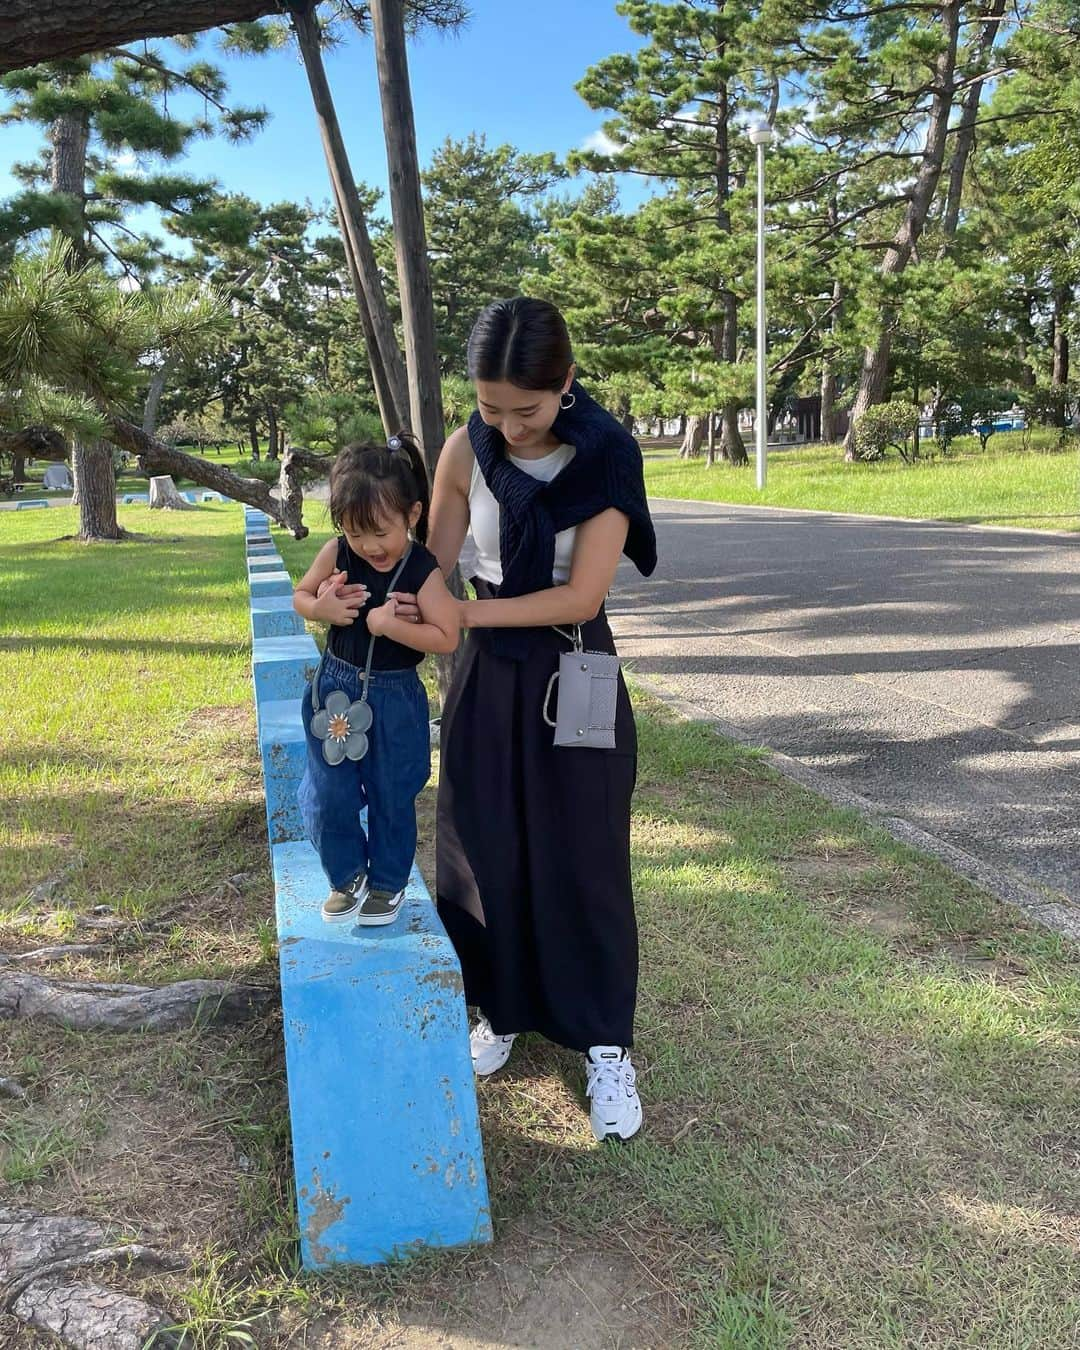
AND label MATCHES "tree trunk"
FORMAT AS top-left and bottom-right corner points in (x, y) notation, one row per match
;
(141, 356), (174, 435)
(0, 0), (284, 74)
(73, 442), (121, 542)
(940, 0), (1007, 246)
(720, 404), (749, 465)
(369, 0), (447, 465)
(108, 417), (309, 536)
(148, 475), (194, 510)
(705, 411), (717, 466)
(248, 410), (260, 460)
(1051, 284), (1071, 428)
(49, 108), (90, 262)
(11, 453), (26, 483)
(680, 415), (704, 458)
(1017, 290), (1037, 391)
(843, 0), (961, 458)
(290, 1), (410, 436)
(267, 404), (280, 460)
